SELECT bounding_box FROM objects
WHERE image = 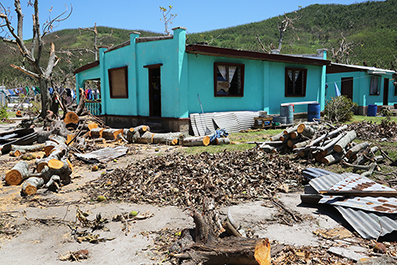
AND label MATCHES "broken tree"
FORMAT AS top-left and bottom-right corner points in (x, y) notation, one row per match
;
(170, 197), (271, 265)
